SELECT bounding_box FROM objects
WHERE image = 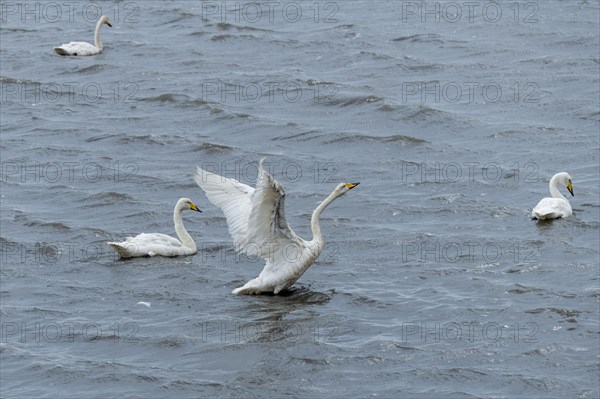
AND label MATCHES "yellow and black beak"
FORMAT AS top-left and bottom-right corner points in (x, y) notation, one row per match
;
(345, 182), (360, 190)
(567, 181), (574, 197)
(190, 202), (202, 212)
